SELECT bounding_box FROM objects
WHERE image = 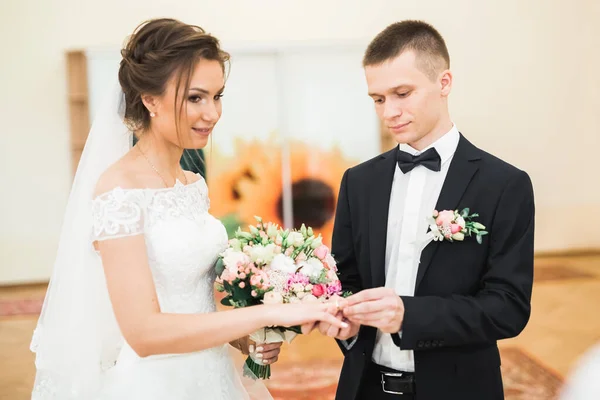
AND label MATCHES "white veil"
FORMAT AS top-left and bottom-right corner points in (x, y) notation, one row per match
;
(29, 76), (273, 399)
(30, 79), (132, 398)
